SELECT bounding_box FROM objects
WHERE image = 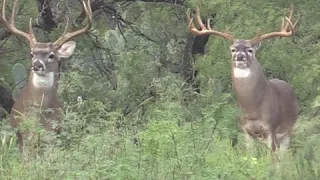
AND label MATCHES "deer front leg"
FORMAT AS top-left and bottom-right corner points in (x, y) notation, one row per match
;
(17, 131), (39, 161)
(270, 130), (285, 163)
(261, 133), (272, 150)
(41, 109), (62, 134)
(276, 128), (293, 151)
(271, 131), (277, 152)
(244, 133), (254, 148)
(278, 133), (290, 151)
(274, 131), (291, 159)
